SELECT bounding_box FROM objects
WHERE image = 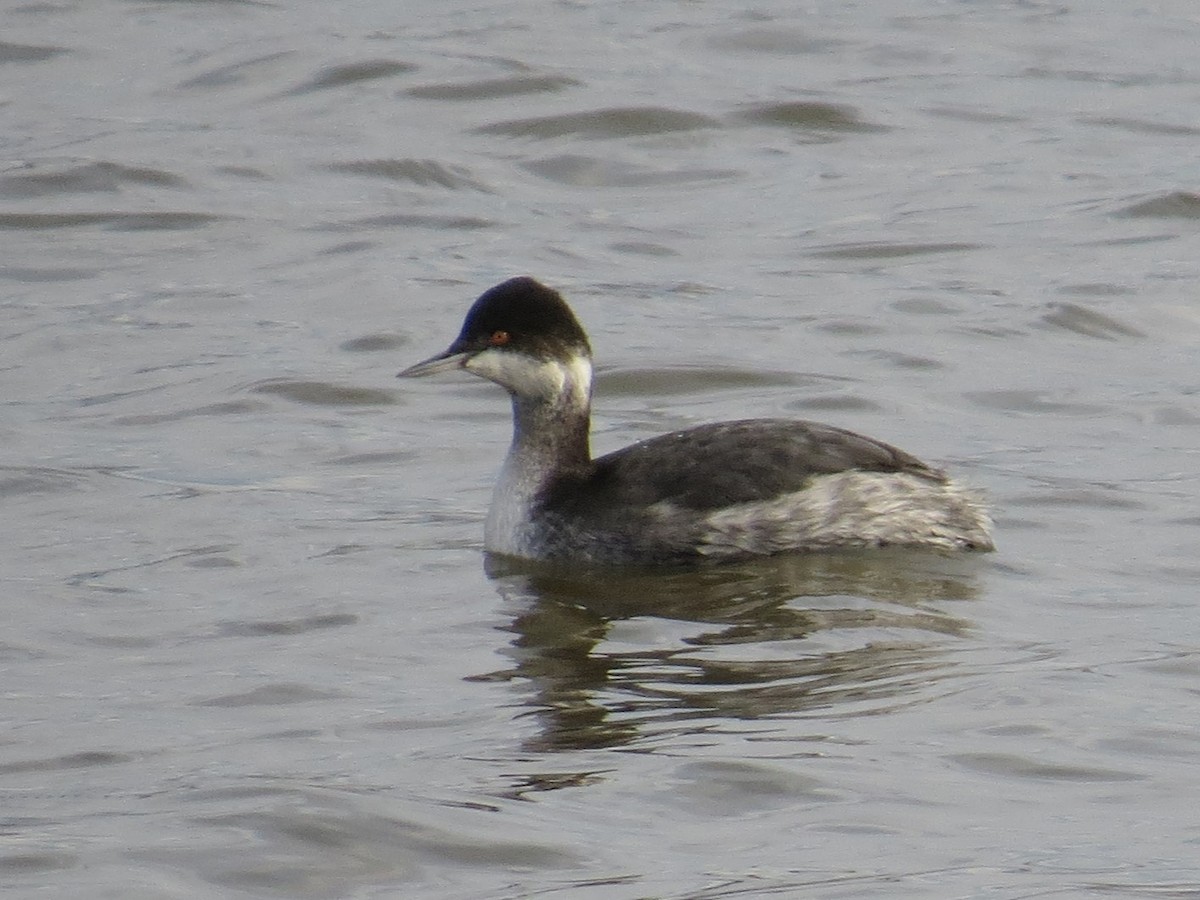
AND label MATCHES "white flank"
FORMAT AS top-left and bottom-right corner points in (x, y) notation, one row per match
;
(694, 470), (993, 557)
